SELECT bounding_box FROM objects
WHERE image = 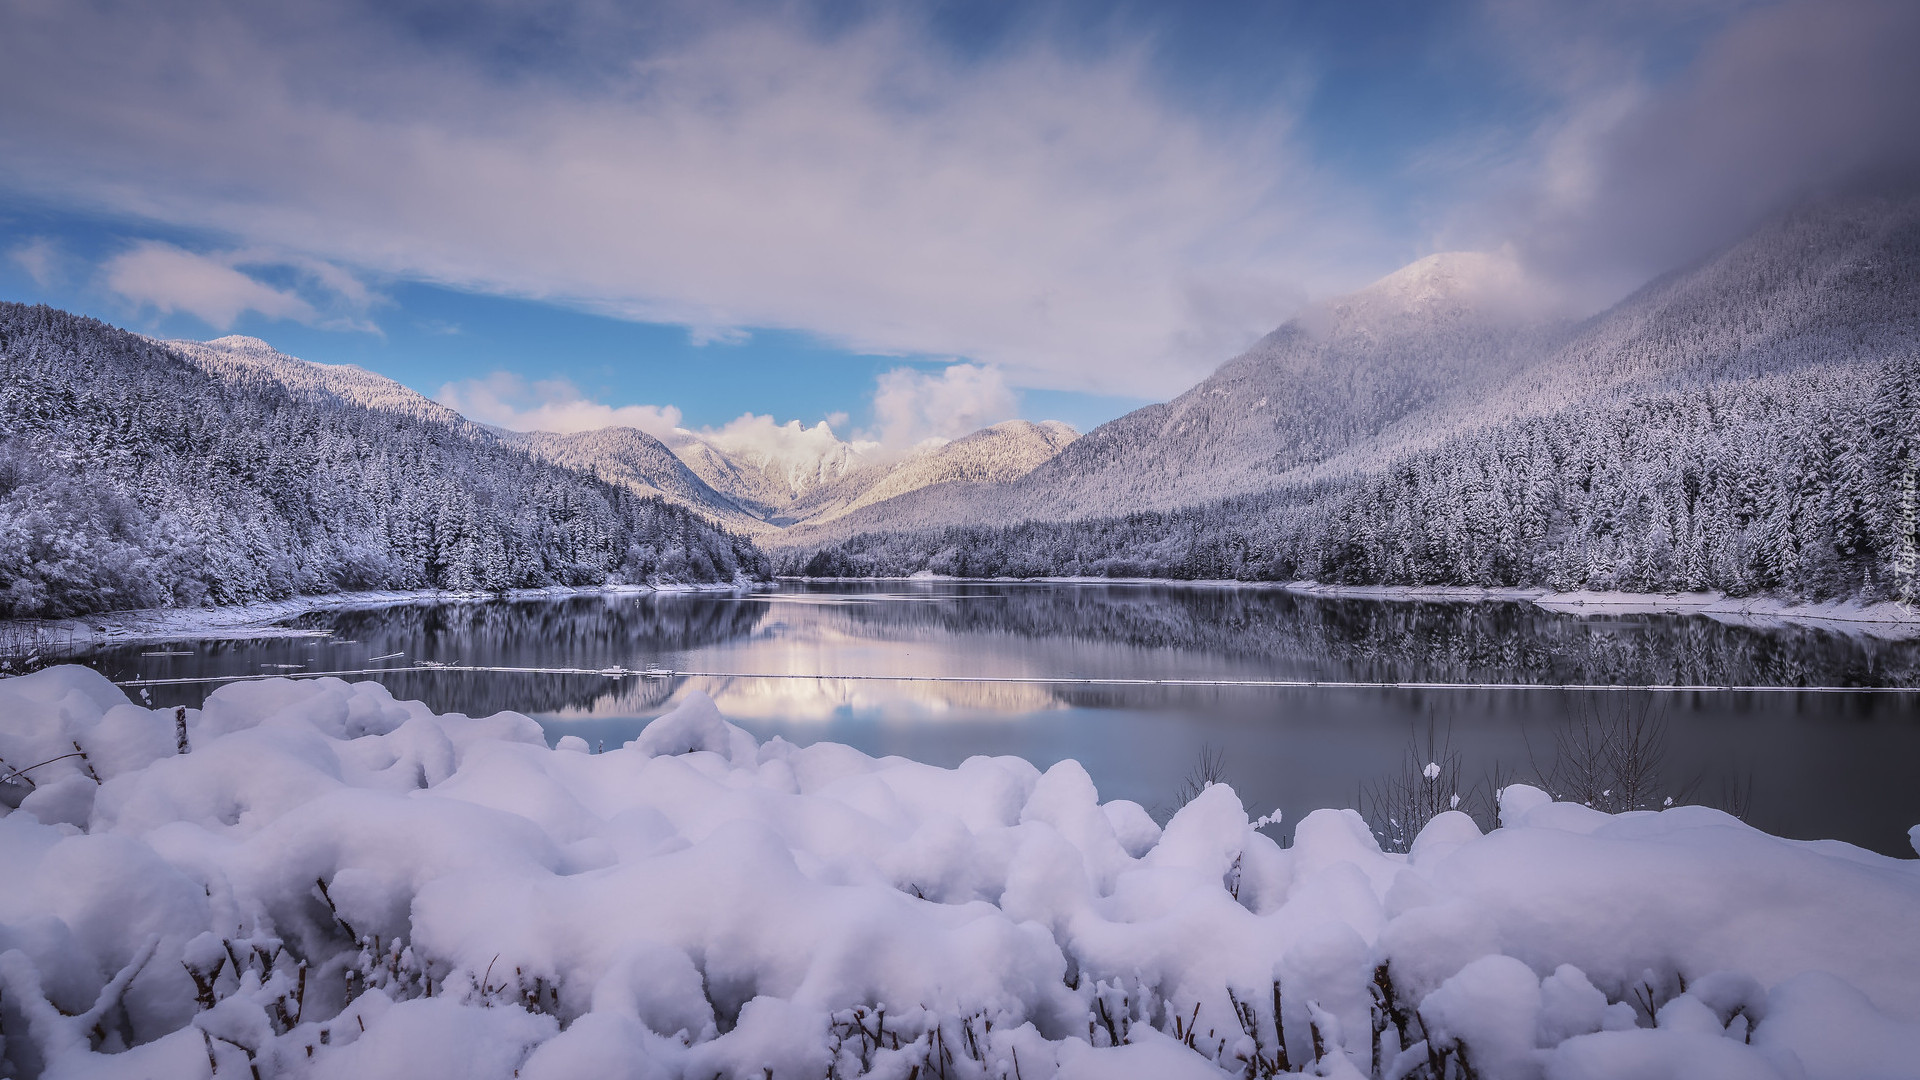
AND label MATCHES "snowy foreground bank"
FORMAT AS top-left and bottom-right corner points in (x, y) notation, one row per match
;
(1, 669), (1917, 1080)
